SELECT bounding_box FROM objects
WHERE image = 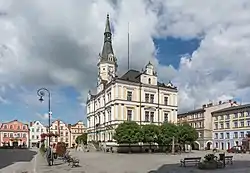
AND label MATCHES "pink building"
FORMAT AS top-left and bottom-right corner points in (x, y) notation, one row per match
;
(0, 120), (29, 147)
